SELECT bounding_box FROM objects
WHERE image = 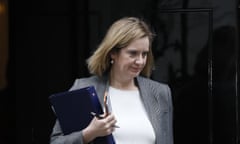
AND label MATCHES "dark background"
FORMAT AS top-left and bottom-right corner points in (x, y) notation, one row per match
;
(0, 0), (239, 144)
